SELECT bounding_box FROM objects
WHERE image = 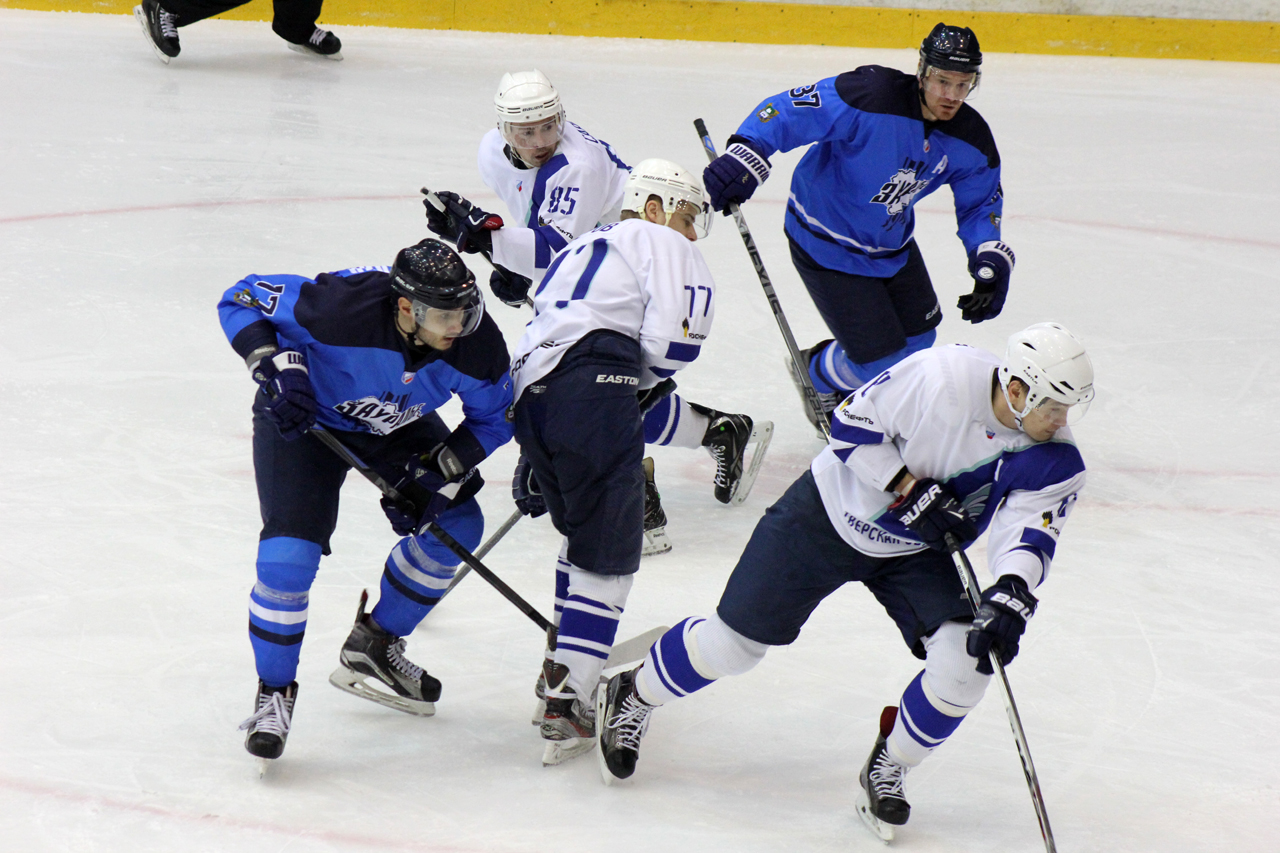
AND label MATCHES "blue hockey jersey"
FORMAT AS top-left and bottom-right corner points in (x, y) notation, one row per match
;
(735, 65), (1003, 278)
(218, 266), (514, 471)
